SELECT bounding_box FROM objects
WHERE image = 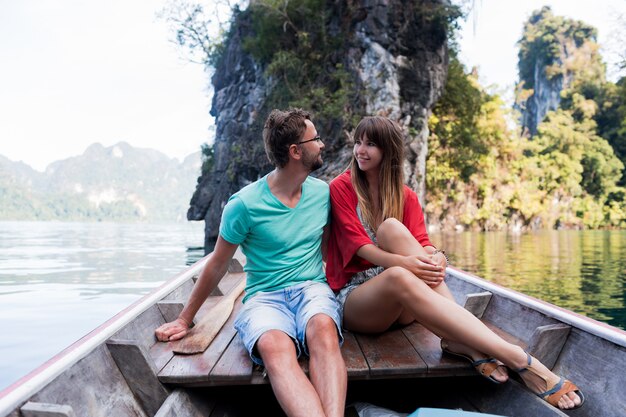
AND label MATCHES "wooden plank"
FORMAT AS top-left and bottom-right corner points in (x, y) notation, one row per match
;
(149, 297), (223, 376)
(154, 390), (215, 417)
(484, 321), (528, 350)
(467, 379), (569, 417)
(527, 324), (571, 369)
(216, 271), (245, 297)
(158, 294), (244, 385)
(553, 328), (625, 417)
(171, 278), (245, 354)
(162, 279), (195, 301)
(157, 301), (188, 325)
(20, 402), (76, 417)
(107, 340), (169, 416)
(150, 340), (176, 373)
(402, 323), (474, 377)
(341, 331), (370, 378)
(356, 329), (427, 377)
(463, 292), (492, 318)
(209, 328), (255, 383)
(112, 304), (166, 351)
(482, 294), (560, 343)
(28, 344), (148, 417)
